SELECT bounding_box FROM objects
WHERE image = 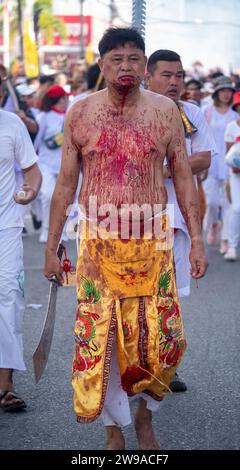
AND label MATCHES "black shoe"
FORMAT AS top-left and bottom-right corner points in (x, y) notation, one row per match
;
(31, 213), (42, 230)
(169, 372), (187, 392)
(22, 227), (29, 238)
